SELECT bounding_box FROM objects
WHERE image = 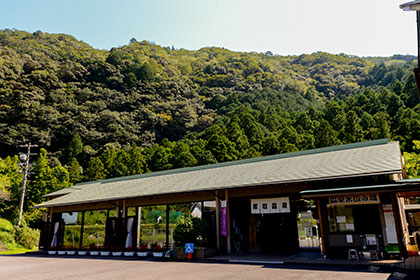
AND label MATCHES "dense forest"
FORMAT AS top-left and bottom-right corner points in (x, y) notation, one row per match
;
(1, 29), (420, 226)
